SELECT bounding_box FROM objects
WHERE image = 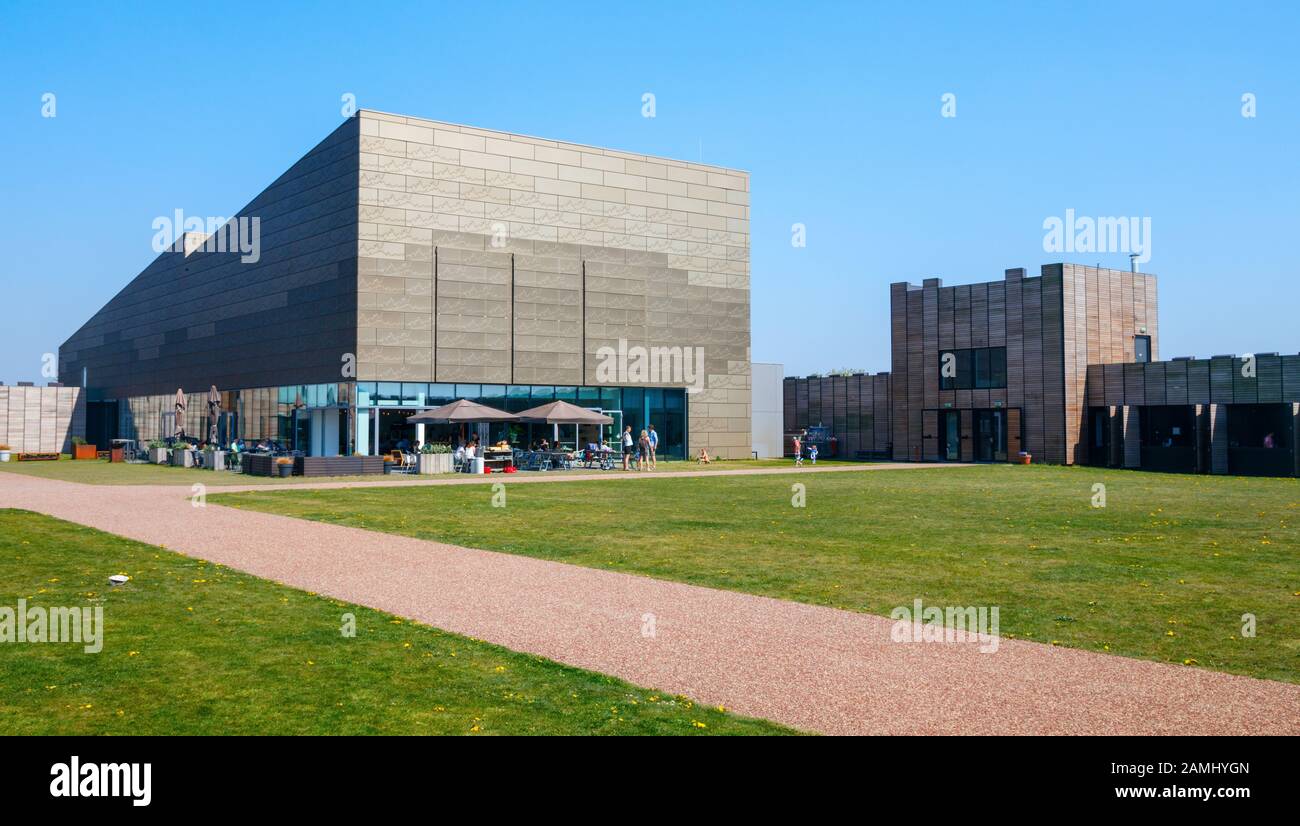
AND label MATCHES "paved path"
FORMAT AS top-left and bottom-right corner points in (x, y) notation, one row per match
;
(1, 471), (1296, 735)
